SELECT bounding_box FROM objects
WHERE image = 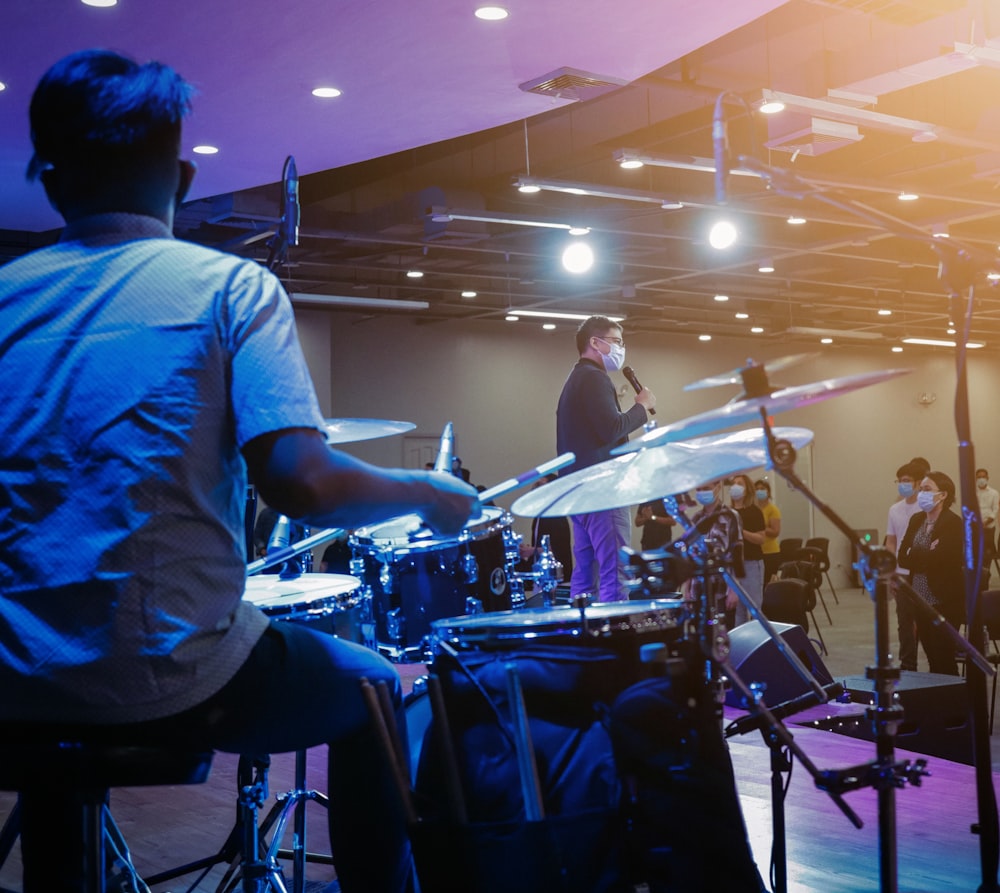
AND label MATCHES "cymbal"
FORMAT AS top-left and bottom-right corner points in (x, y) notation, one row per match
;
(615, 368), (910, 455)
(512, 426), (814, 518)
(683, 353), (817, 392)
(324, 418), (416, 444)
